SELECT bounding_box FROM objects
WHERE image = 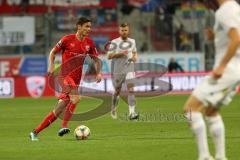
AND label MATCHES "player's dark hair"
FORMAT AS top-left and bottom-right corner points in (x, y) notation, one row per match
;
(120, 22), (129, 28)
(76, 17), (91, 26)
